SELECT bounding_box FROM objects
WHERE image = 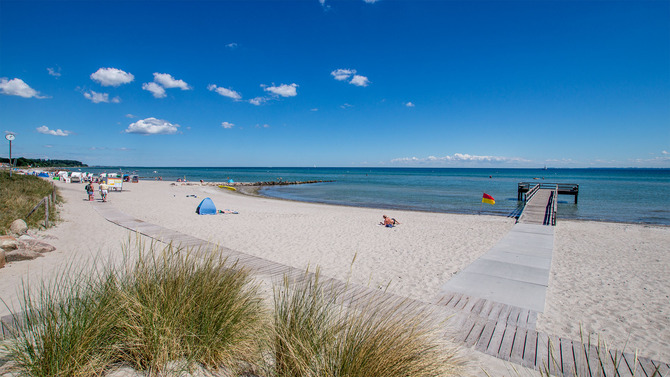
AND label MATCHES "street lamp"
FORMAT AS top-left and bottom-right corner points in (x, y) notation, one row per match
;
(5, 134), (15, 177)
